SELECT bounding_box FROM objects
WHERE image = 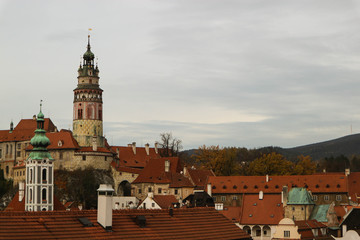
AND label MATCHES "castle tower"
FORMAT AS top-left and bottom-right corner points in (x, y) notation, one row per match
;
(25, 103), (54, 211)
(73, 35), (104, 147)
